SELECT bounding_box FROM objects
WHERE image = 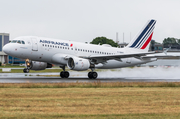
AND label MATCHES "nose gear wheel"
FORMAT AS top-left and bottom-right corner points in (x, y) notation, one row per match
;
(23, 68), (29, 73)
